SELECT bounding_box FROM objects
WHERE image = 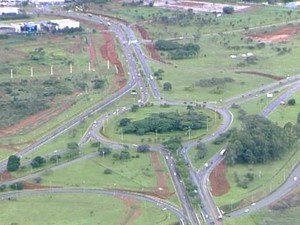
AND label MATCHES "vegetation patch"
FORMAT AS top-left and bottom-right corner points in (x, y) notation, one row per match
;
(119, 110), (208, 135)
